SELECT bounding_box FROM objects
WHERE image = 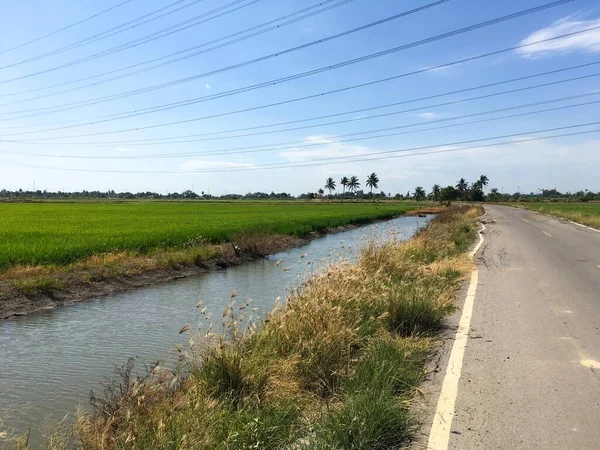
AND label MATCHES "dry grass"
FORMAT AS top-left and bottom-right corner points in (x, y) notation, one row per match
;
(3, 233), (307, 298)
(541, 210), (600, 229)
(26, 206), (482, 450)
(3, 243), (223, 296)
(508, 202), (600, 230)
(9, 277), (66, 296)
